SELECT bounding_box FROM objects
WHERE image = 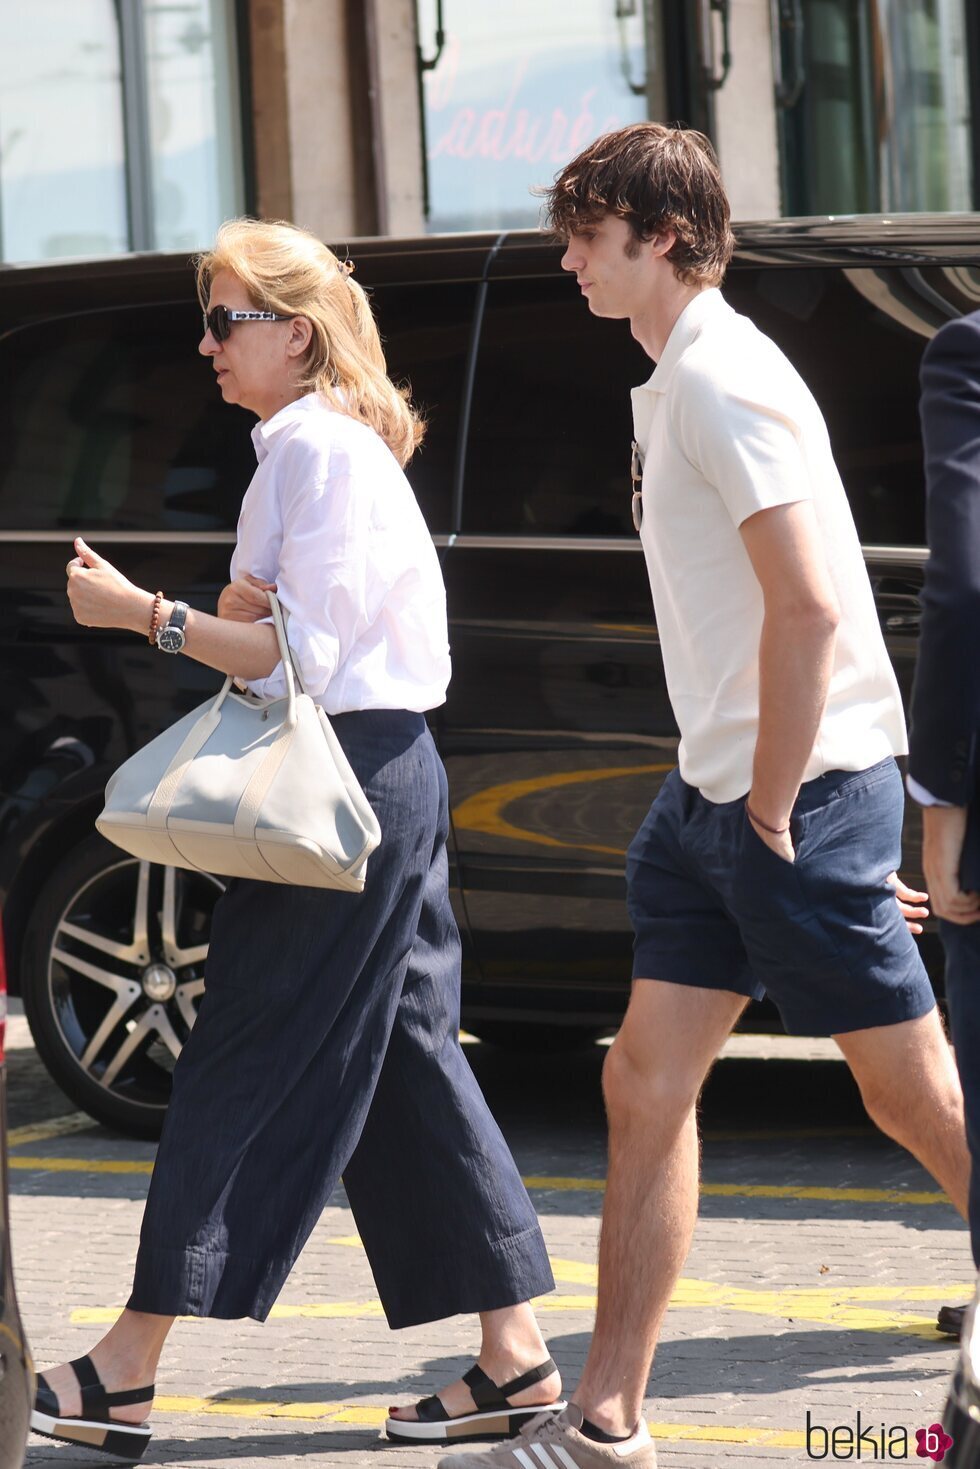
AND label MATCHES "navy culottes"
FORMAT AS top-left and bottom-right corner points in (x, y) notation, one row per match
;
(128, 710), (553, 1326)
